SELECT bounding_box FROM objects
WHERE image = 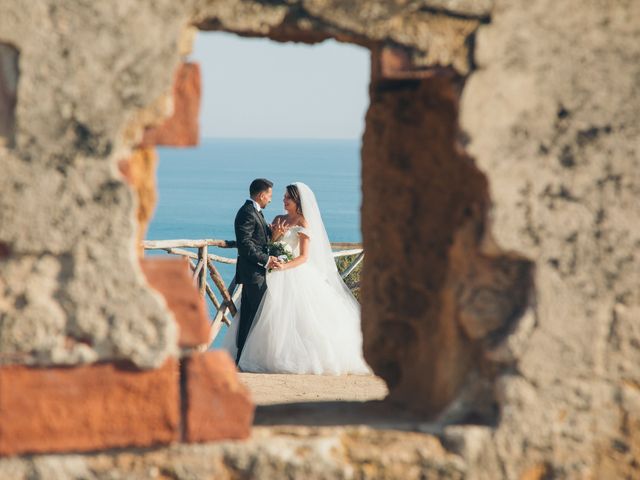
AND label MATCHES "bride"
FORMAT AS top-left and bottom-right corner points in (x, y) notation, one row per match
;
(222, 182), (370, 375)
